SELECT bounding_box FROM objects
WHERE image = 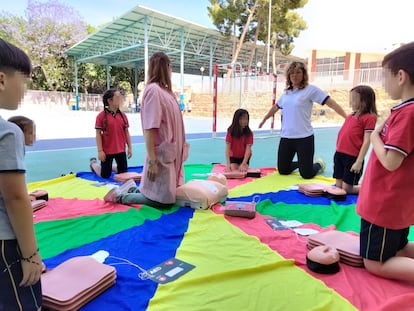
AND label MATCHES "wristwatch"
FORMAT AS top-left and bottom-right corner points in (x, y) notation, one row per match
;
(148, 159), (157, 166)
